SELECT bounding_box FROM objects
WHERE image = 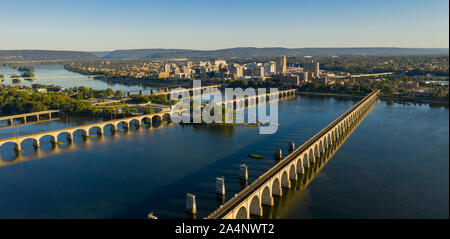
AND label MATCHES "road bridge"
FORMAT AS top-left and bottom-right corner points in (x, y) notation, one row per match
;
(0, 110), (60, 126)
